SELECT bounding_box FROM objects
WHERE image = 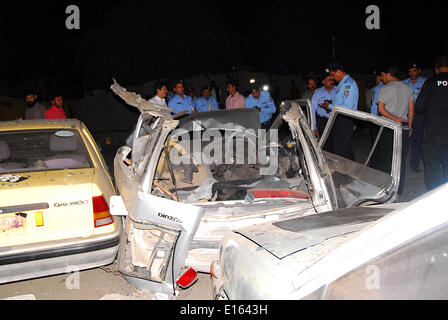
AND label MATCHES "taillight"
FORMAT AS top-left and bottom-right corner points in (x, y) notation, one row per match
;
(92, 195), (113, 228)
(176, 268), (198, 289)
